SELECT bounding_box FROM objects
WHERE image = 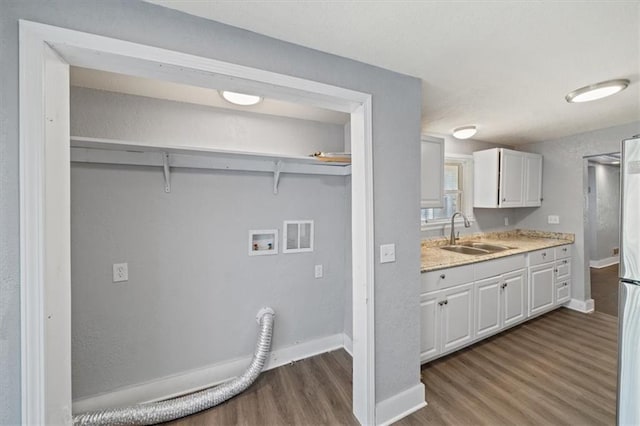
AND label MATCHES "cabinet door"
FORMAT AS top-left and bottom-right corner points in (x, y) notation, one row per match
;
(503, 269), (527, 327)
(524, 154), (543, 206)
(529, 263), (555, 316)
(441, 283), (475, 352)
(421, 136), (444, 208)
(555, 281), (571, 305)
(499, 149), (525, 207)
(475, 276), (502, 338)
(555, 259), (571, 282)
(420, 293), (441, 362)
